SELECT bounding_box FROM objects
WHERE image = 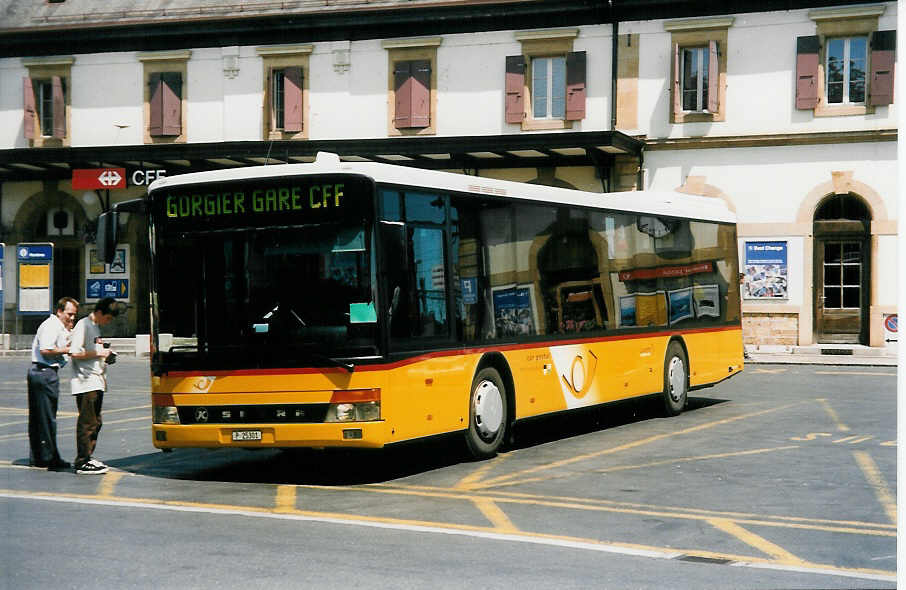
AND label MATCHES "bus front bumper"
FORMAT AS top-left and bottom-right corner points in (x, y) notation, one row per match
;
(151, 422), (387, 450)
